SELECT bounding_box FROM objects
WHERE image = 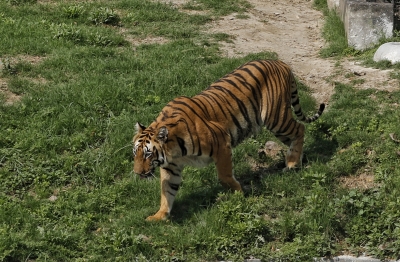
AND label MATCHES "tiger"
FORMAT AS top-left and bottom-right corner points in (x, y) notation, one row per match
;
(132, 59), (325, 221)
